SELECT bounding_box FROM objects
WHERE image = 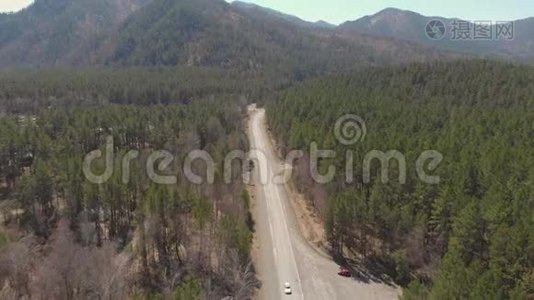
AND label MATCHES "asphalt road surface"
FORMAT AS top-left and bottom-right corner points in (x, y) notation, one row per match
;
(248, 107), (399, 300)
